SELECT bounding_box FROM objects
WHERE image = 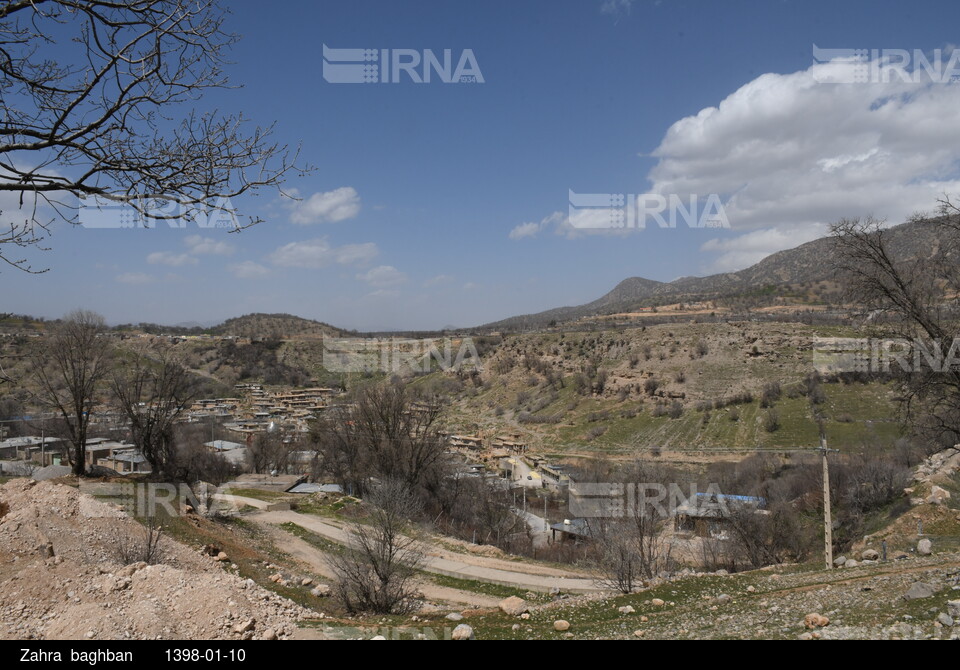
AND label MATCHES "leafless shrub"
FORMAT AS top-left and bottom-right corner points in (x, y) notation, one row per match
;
(109, 517), (168, 566)
(327, 480), (425, 615)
